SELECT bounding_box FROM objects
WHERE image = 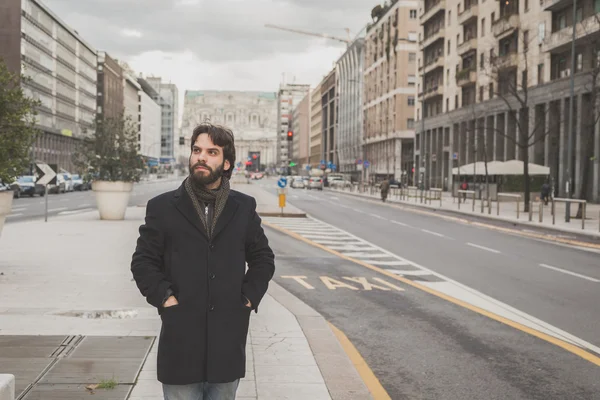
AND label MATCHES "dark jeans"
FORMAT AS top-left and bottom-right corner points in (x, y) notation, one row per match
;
(163, 380), (240, 400)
